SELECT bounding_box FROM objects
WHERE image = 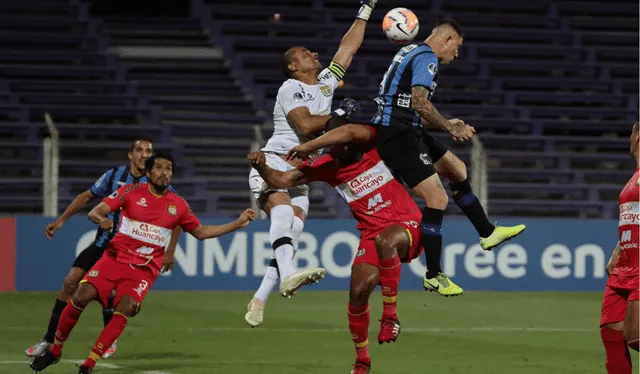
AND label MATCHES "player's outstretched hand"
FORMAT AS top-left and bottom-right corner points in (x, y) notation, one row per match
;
(287, 143), (313, 161)
(247, 151), (266, 168)
(161, 251), (175, 273)
(448, 118), (475, 141)
(45, 219), (63, 240)
(99, 219), (114, 231)
(237, 208), (257, 227)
